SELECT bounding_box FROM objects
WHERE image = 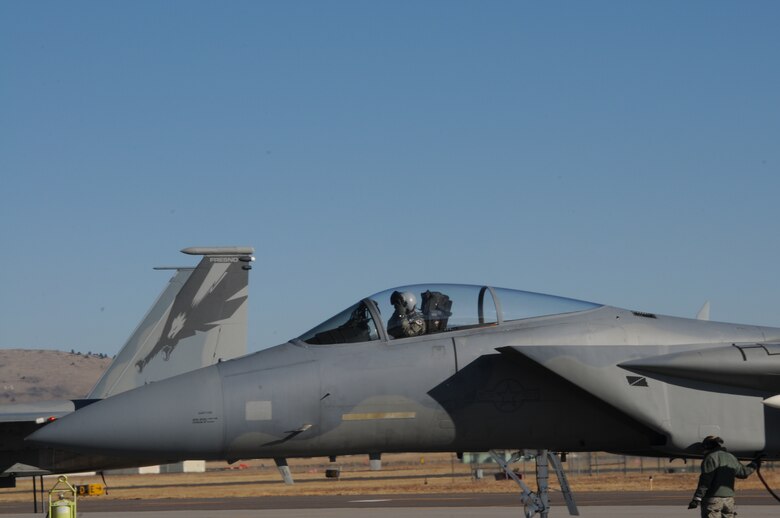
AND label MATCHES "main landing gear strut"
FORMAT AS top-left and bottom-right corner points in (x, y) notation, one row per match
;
(489, 449), (579, 518)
